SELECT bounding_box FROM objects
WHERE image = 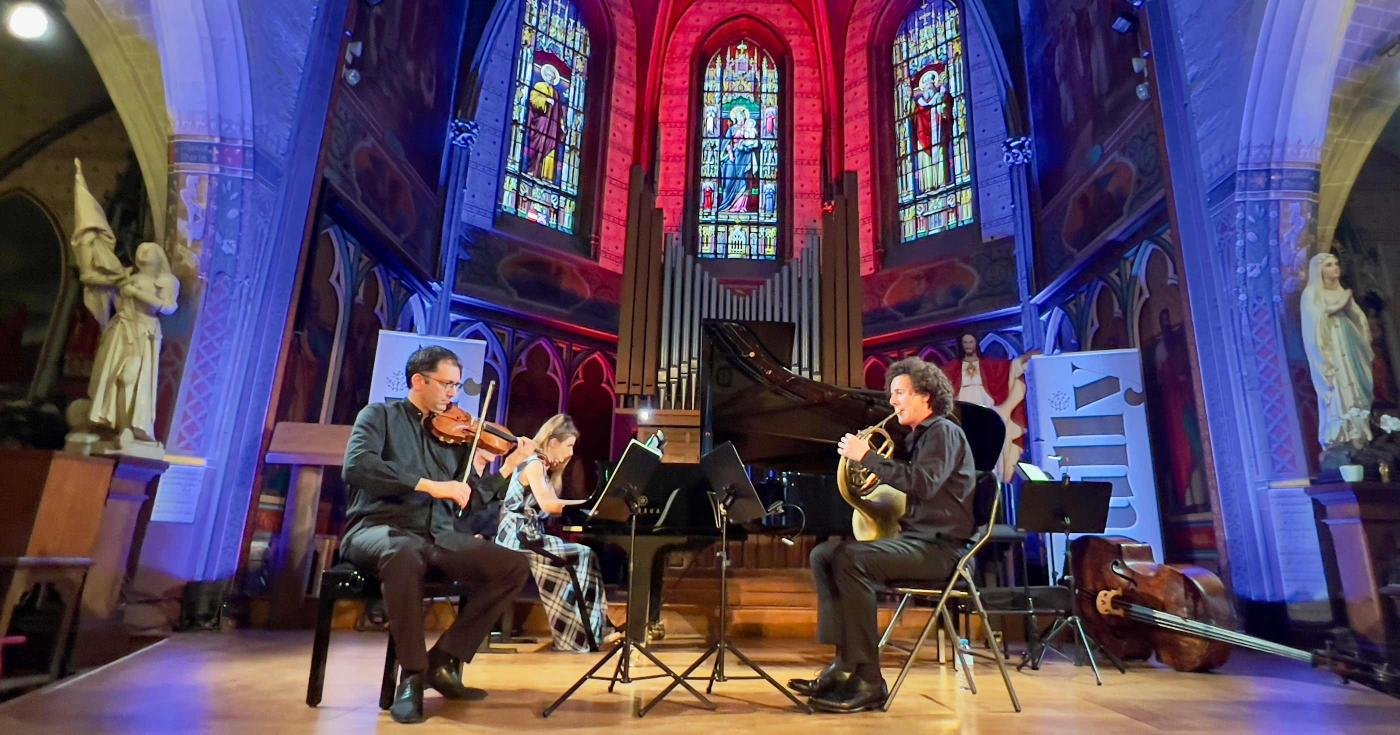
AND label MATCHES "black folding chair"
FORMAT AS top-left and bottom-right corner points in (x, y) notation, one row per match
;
(877, 477), (1022, 712)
